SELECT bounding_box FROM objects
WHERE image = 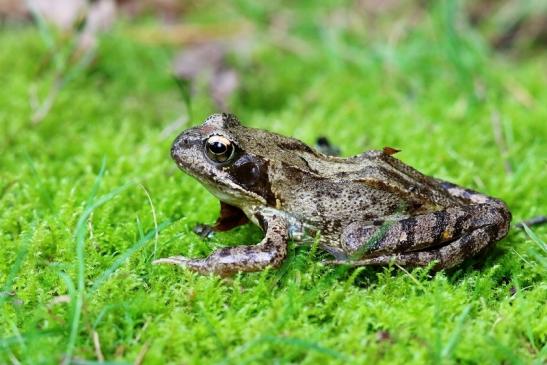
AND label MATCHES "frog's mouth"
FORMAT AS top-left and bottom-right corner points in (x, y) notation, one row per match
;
(171, 139), (266, 209)
(189, 165), (267, 208)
